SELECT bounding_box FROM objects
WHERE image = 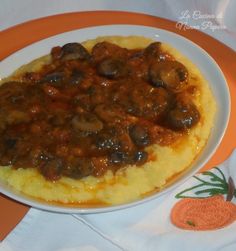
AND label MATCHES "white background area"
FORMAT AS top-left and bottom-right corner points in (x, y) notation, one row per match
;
(0, 0), (236, 50)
